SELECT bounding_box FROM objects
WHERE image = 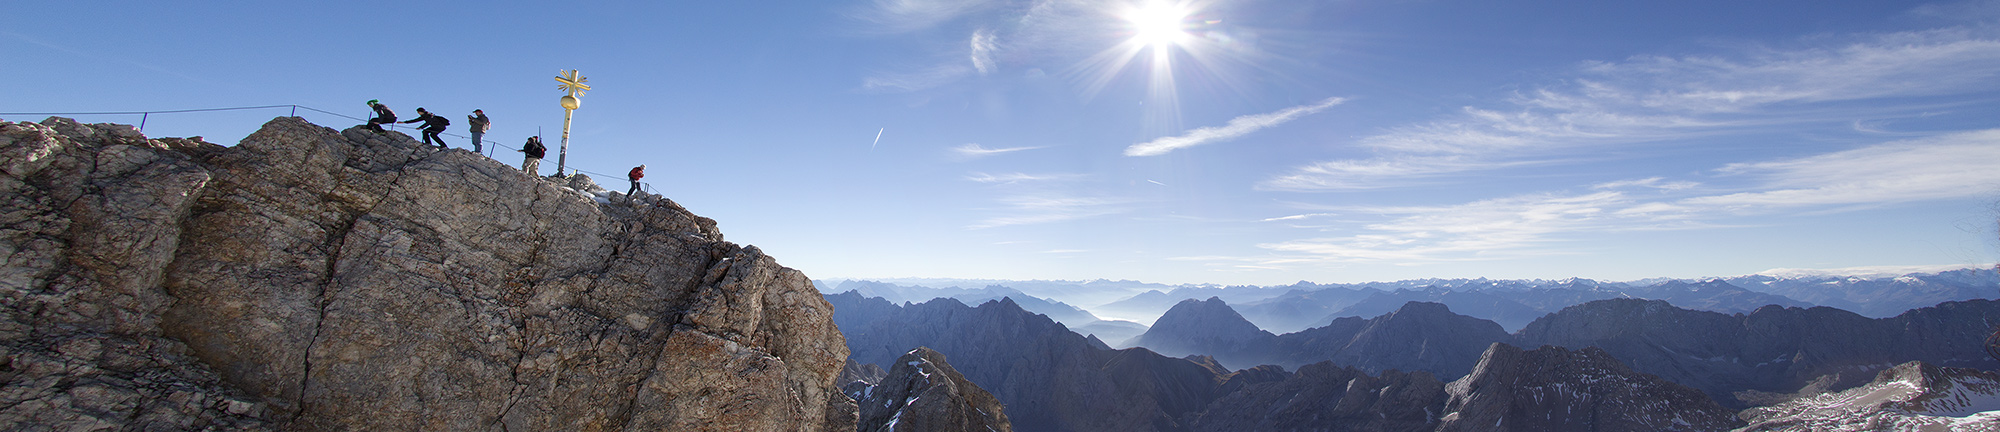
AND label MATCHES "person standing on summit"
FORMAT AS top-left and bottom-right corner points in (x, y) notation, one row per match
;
(627, 164), (645, 197)
(365, 100), (396, 133)
(400, 107), (451, 148)
(518, 136), (545, 175)
(467, 109), (490, 154)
